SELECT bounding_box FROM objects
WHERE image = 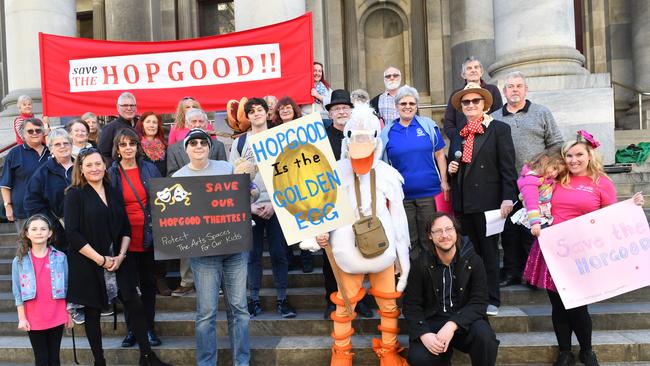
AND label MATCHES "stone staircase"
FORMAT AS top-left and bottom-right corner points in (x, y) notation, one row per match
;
(0, 170), (648, 365)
